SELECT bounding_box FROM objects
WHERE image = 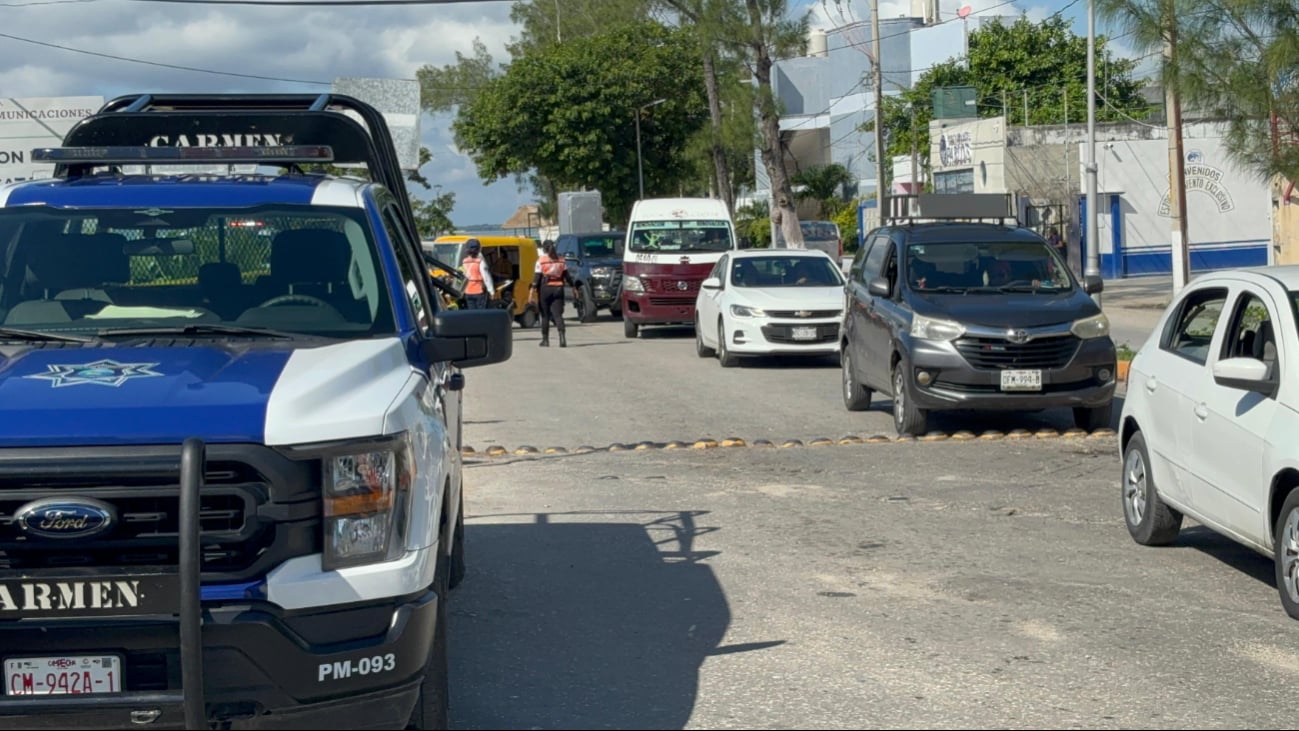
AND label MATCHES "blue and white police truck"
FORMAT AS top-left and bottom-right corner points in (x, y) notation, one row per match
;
(0, 94), (512, 729)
